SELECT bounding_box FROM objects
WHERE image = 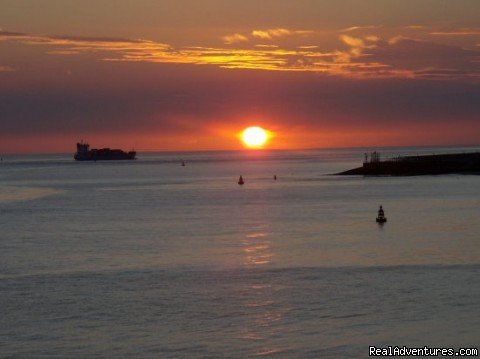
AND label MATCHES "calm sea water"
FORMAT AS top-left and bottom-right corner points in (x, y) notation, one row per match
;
(1, 147), (479, 357)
